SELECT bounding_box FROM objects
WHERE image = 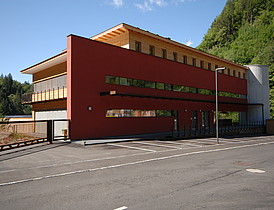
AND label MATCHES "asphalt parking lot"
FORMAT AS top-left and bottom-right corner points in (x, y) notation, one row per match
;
(1, 135), (274, 209)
